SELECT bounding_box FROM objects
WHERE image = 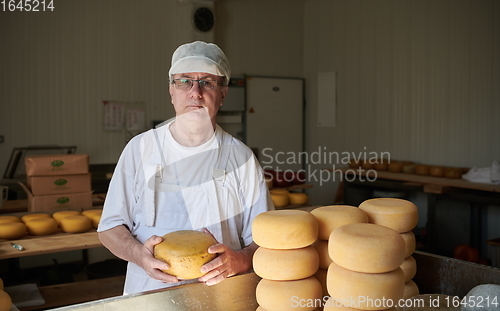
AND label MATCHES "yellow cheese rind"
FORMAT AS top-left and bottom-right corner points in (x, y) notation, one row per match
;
(21, 213), (51, 223)
(329, 223), (405, 273)
(311, 205), (368, 240)
(253, 246), (319, 280)
(403, 280), (419, 299)
(89, 214), (101, 229)
(59, 215), (91, 233)
(271, 193), (290, 208)
(0, 222), (27, 240)
(288, 192), (309, 205)
(0, 290), (12, 311)
(359, 198), (418, 233)
(312, 239), (332, 269)
(400, 256), (417, 283)
(401, 231), (416, 258)
(256, 276), (323, 311)
(82, 209), (103, 218)
(26, 218), (58, 236)
(252, 210), (318, 249)
(327, 261), (405, 310)
(153, 230), (217, 280)
(0, 216), (21, 224)
(52, 210), (81, 225)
